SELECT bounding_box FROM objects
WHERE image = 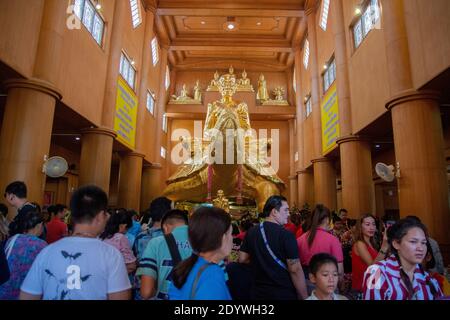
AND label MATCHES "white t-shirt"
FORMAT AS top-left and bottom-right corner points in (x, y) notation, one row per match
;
(21, 237), (131, 300)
